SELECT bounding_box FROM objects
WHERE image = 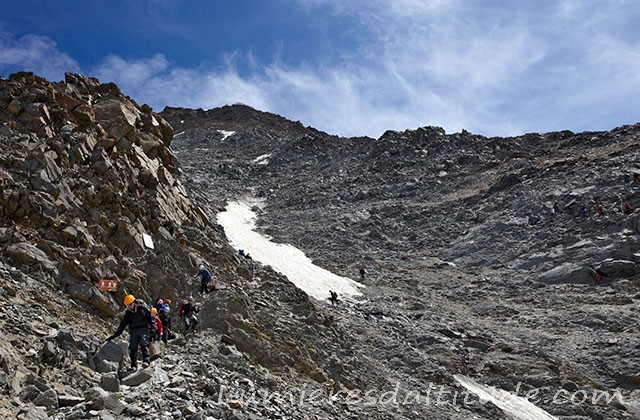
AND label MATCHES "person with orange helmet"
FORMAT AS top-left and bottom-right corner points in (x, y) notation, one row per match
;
(106, 294), (154, 370)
